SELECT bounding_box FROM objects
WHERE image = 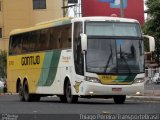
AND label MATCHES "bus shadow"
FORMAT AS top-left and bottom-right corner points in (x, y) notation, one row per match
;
(39, 97), (141, 105)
